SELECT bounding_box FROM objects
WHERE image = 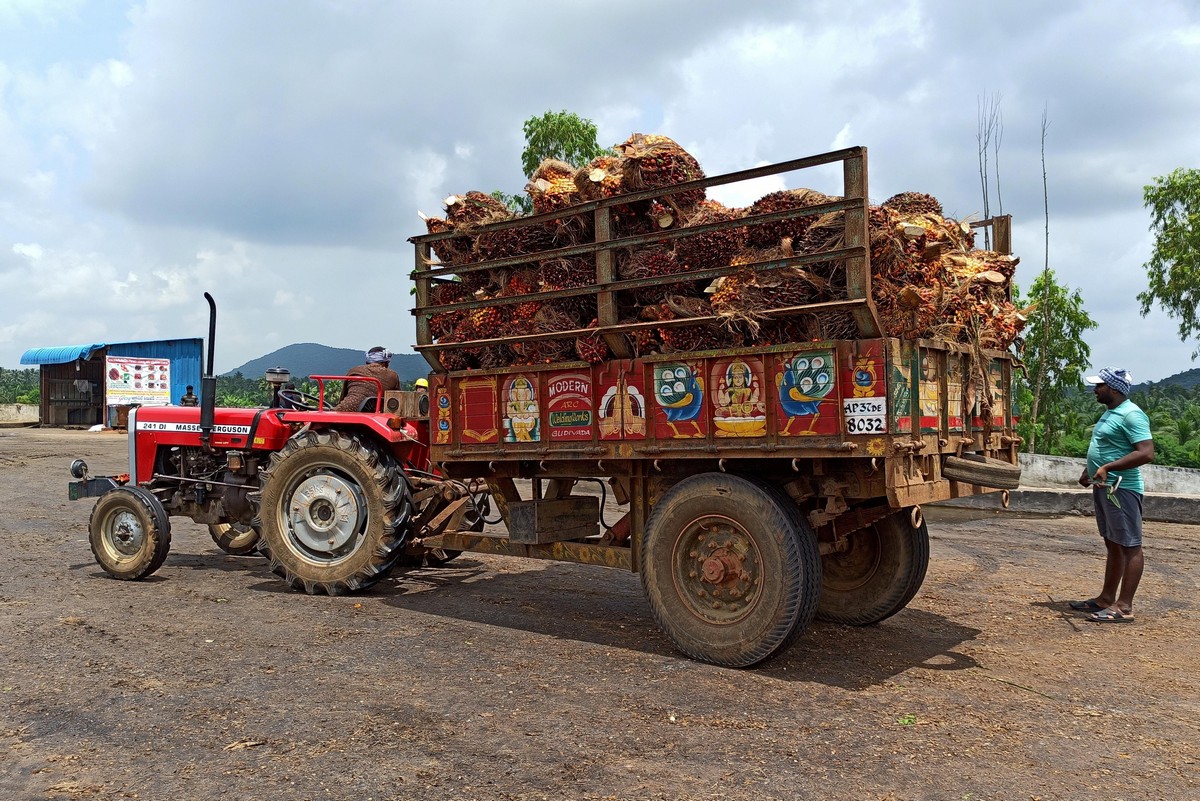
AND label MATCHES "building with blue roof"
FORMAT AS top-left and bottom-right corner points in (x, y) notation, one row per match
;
(19, 338), (202, 427)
